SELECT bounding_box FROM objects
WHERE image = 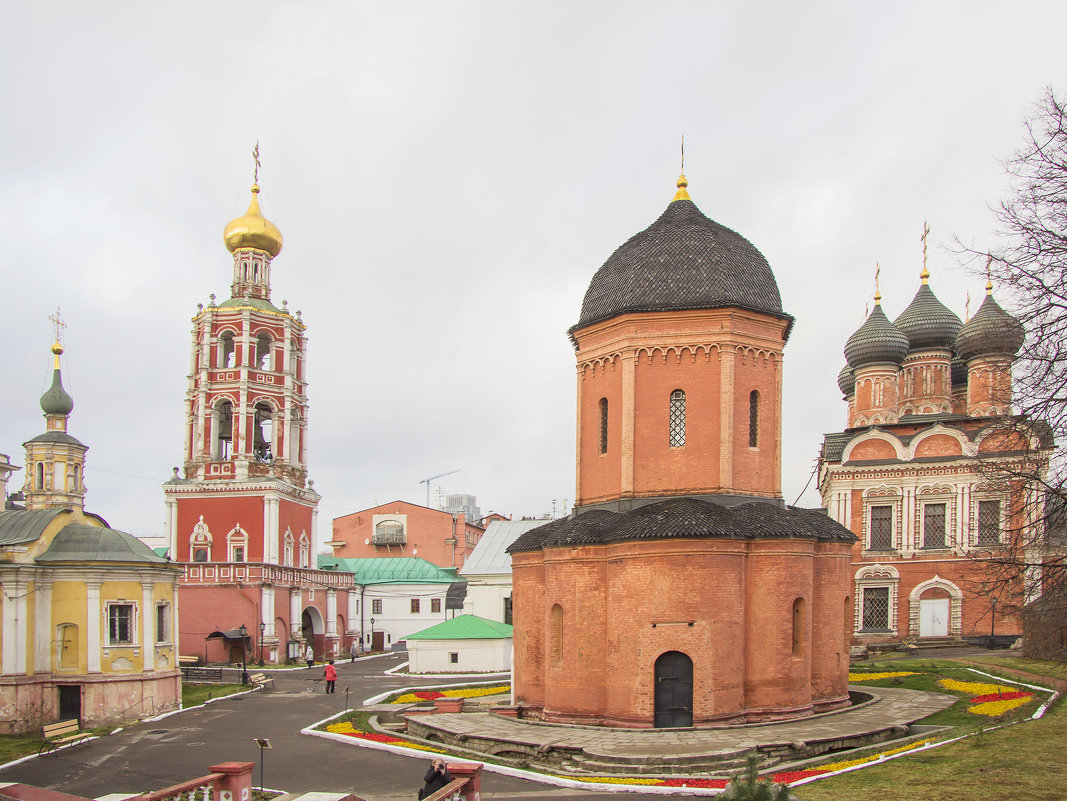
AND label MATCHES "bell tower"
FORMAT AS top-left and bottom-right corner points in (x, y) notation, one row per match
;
(163, 154), (320, 566)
